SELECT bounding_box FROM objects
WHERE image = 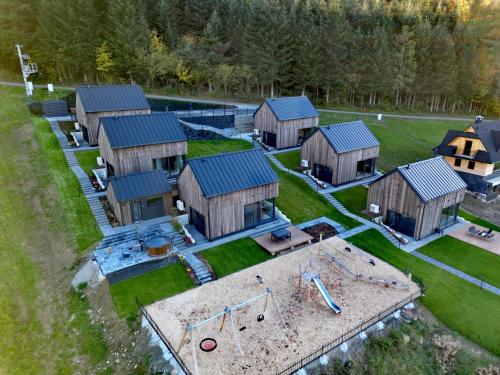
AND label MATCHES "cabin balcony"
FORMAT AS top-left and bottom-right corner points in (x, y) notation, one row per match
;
(454, 149), (478, 159)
